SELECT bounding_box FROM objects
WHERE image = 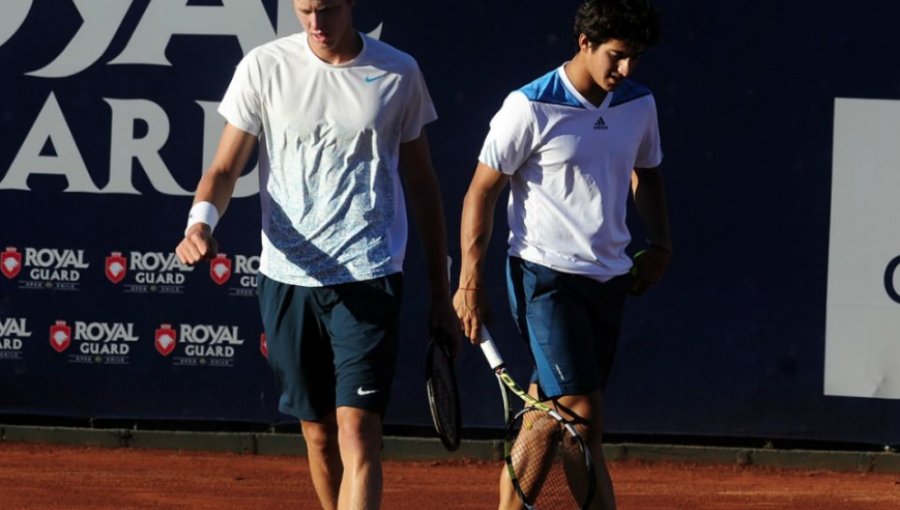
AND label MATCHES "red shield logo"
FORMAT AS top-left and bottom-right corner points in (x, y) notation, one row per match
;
(260, 333), (268, 359)
(1, 247), (22, 279)
(209, 254), (232, 285)
(105, 252), (127, 284)
(49, 321), (71, 353)
(155, 324), (177, 356)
